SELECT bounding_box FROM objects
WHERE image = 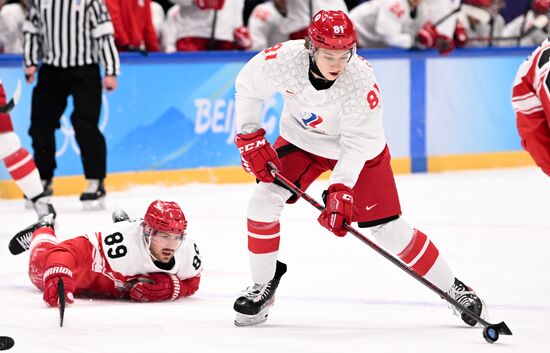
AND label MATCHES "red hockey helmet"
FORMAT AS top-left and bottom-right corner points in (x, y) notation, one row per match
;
(144, 200), (187, 235)
(307, 10), (356, 50)
(533, 0), (550, 13)
(463, 0), (492, 8)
